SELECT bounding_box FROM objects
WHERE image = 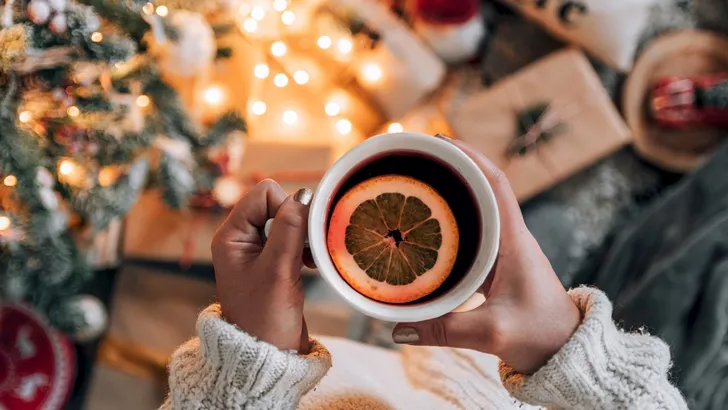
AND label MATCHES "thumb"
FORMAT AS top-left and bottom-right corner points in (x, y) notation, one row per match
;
(392, 308), (500, 353)
(260, 188), (312, 277)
